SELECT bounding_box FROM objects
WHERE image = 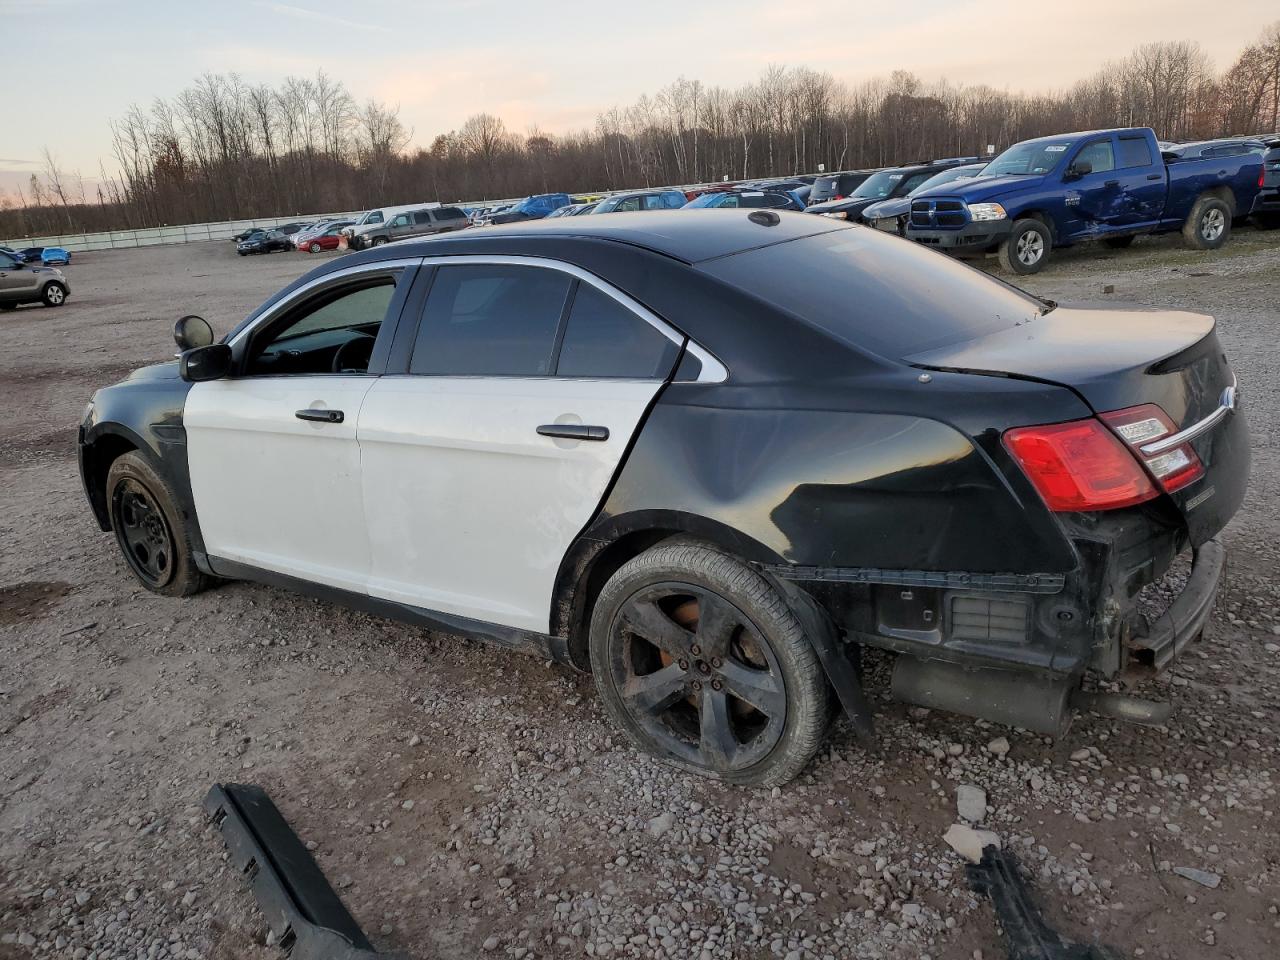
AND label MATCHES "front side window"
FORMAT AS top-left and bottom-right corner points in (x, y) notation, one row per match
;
(247, 277), (398, 376)
(391, 214), (411, 227)
(1074, 139), (1115, 174)
(557, 284), (679, 379)
(0, 252), (17, 269)
(410, 265), (572, 376)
